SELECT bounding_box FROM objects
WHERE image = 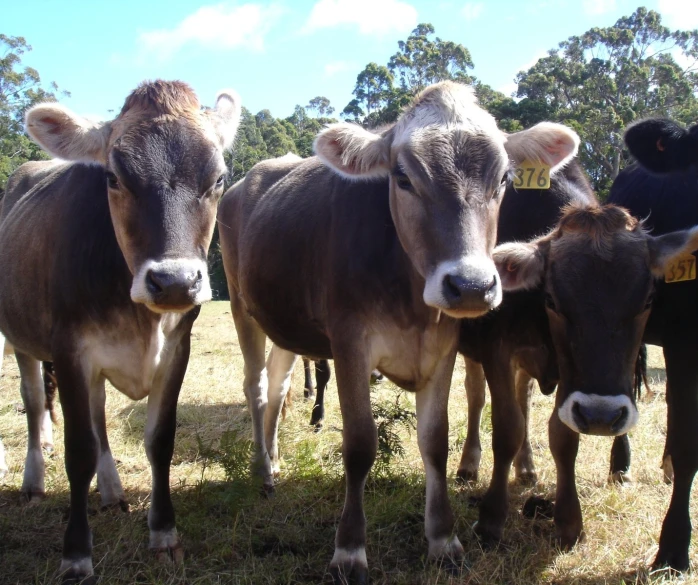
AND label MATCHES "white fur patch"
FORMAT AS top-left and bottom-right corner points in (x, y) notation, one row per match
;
(330, 547), (368, 570)
(149, 527), (180, 550)
(40, 409), (54, 451)
(558, 392), (638, 435)
(21, 446), (45, 496)
(130, 258), (212, 310)
(97, 450), (125, 508)
(423, 256), (502, 315)
(59, 557), (94, 578)
(427, 535), (464, 560)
